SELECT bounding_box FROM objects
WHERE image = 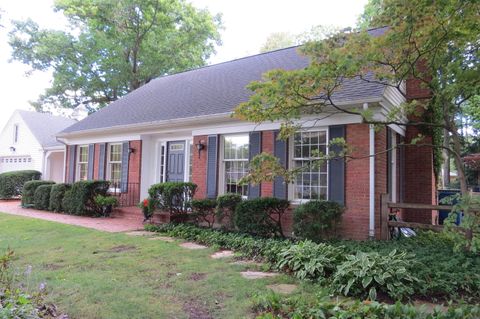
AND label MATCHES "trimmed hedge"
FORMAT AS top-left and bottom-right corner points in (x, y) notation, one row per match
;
(49, 183), (71, 212)
(21, 180), (55, 207)
(0, 170), (41, 199)
(148, 182), (197, 222)
(234, 197), (289, 238)
(293, 200), (344, 241)
(34, 184), (54, 210)
(62, 180), (110, 216)
(216, 193), (242, 230)
(191, 198), (217, 227)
